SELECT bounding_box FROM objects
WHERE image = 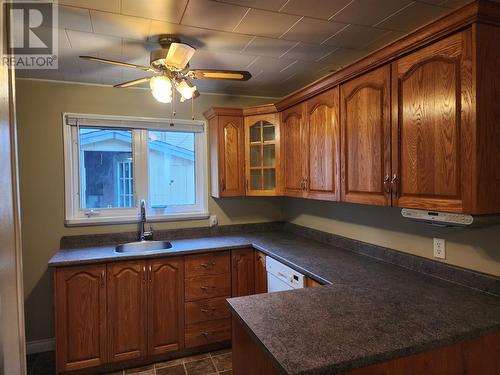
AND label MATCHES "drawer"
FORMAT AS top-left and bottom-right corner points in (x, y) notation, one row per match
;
(185, 319), (231, 348)
(185, 251), (230, 277)
(185, 274), (231, 302)
(185, 297), (231, 325)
